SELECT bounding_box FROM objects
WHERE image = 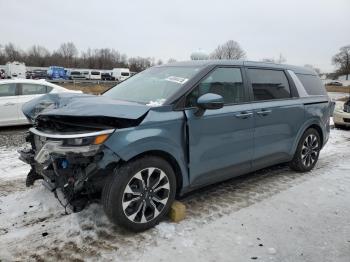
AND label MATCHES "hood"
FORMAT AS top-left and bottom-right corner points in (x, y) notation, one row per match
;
(22, 93), (151, 131)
